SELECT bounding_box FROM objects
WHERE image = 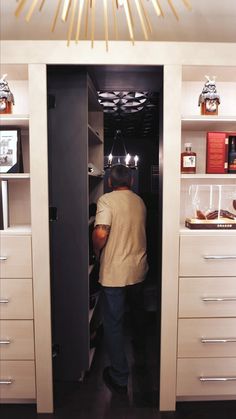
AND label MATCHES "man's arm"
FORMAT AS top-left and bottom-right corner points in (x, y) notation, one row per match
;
(92, 224), (110, 259)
